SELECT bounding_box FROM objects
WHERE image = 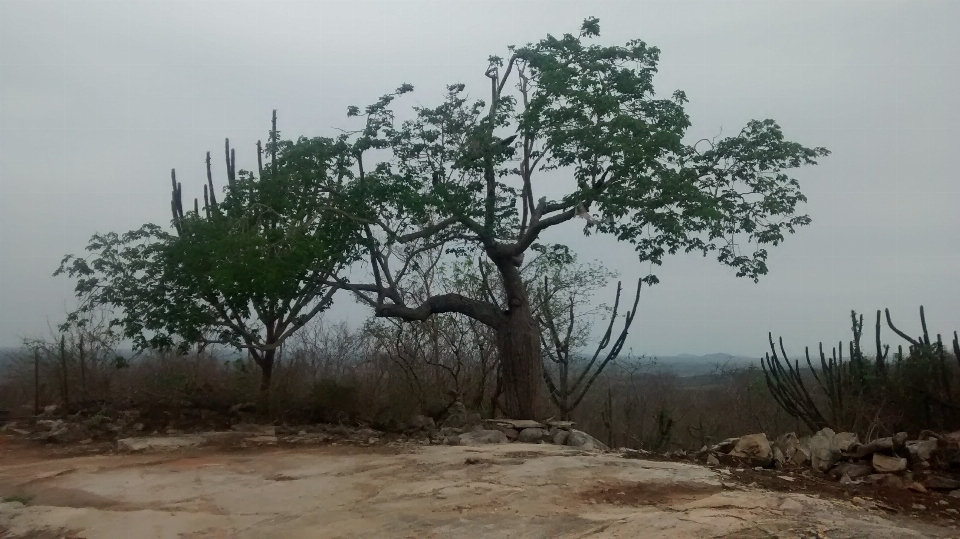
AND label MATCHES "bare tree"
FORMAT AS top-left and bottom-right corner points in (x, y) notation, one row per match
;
(539, 278), (642, 420)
